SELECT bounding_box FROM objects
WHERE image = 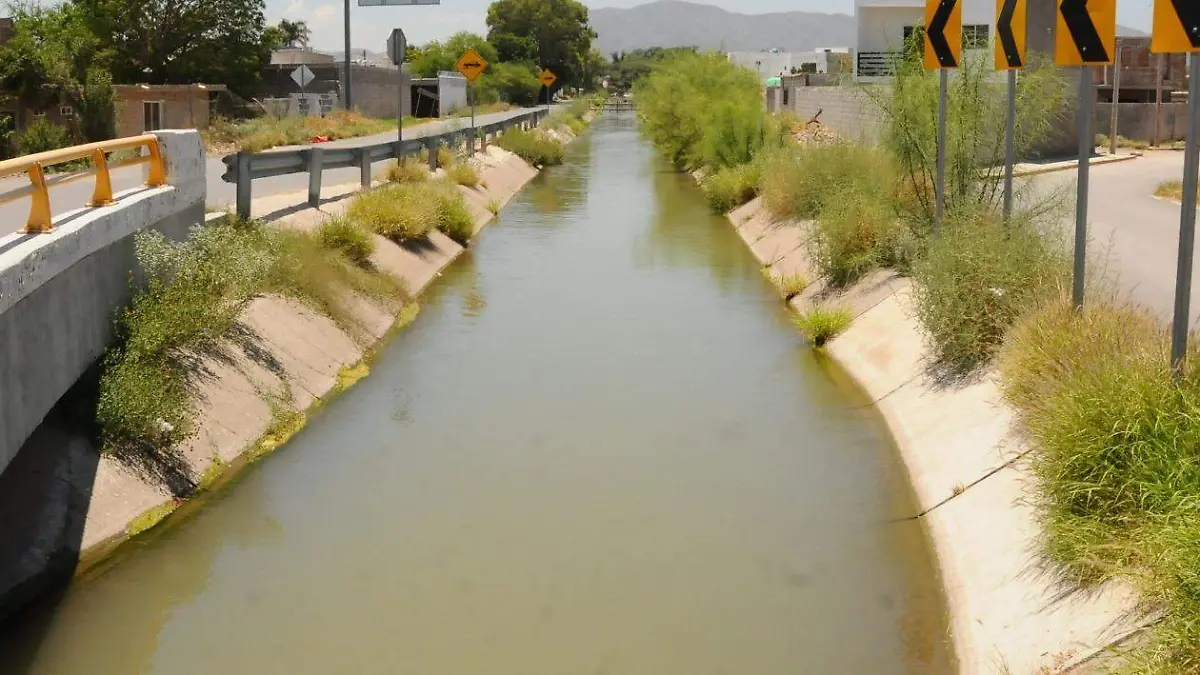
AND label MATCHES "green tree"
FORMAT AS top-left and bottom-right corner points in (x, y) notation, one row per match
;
(486, 0), (596, 90)
(72, 0), (271, 95)
(0, 2), (115, 141)
(409, 32), (498, 78)
(476, 61), (540, 105)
